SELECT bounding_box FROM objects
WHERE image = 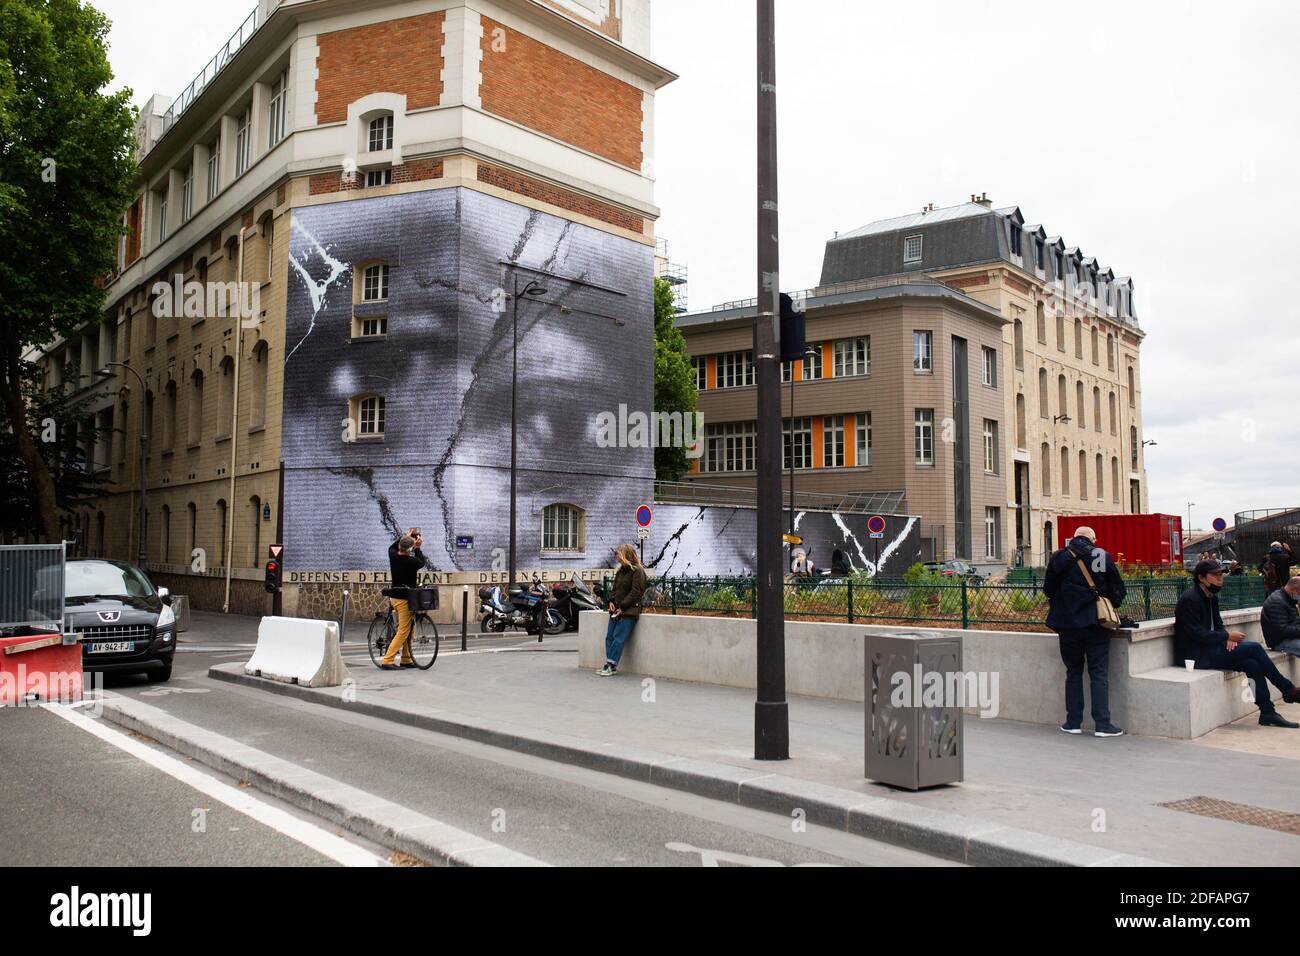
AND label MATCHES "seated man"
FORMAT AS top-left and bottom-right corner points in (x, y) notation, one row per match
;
(1262, 576), (1300, 660)
(1176, 560), (1300, 728)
